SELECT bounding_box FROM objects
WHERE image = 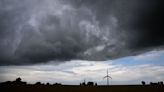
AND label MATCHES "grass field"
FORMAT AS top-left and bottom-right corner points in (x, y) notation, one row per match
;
(1, 85), (164, 92)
